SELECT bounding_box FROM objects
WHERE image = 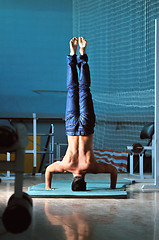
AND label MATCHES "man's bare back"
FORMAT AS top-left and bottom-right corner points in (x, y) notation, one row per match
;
(45, 134), (117, 190)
